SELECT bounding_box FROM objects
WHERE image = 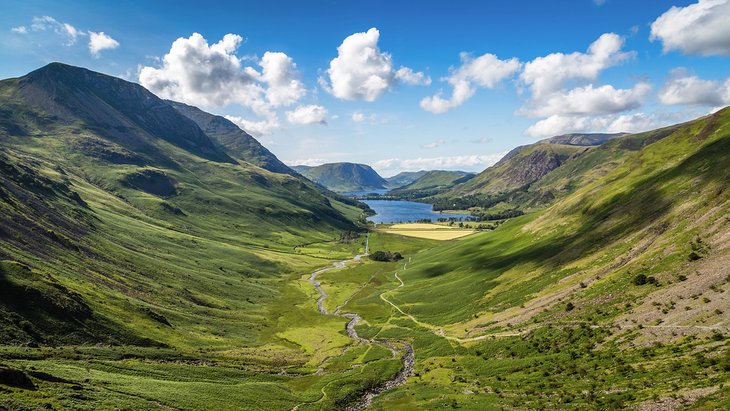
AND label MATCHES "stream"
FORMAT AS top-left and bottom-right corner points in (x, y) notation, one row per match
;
(307, 234), (414, 410)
